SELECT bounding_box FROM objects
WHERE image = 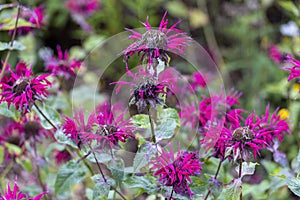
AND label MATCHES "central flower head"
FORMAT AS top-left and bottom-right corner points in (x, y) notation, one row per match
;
(12, 78), (30, 95)
(232, 127), (255, 142)
(96, 125), (118, 136)
(24, 121), (40, 139)
(141, 29), (167, 49)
